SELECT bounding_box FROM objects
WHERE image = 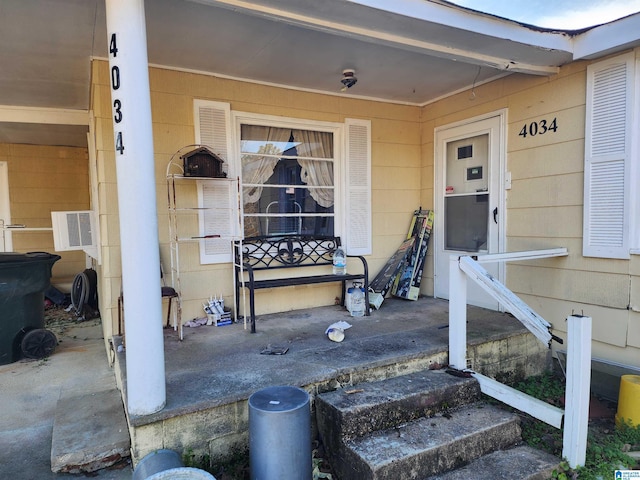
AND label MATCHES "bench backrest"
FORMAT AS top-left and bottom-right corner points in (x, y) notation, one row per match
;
(234, 235), (341, 271)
